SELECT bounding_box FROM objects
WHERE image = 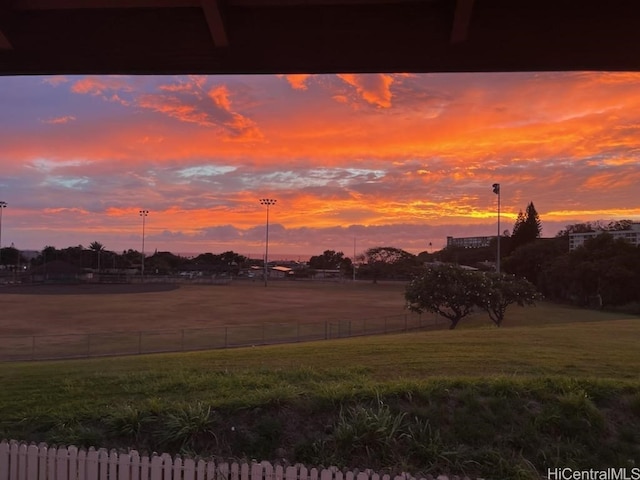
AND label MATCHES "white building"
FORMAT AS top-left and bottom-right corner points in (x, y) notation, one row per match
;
(569, 223), (640, 250)
(446, 235), (493, 248)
